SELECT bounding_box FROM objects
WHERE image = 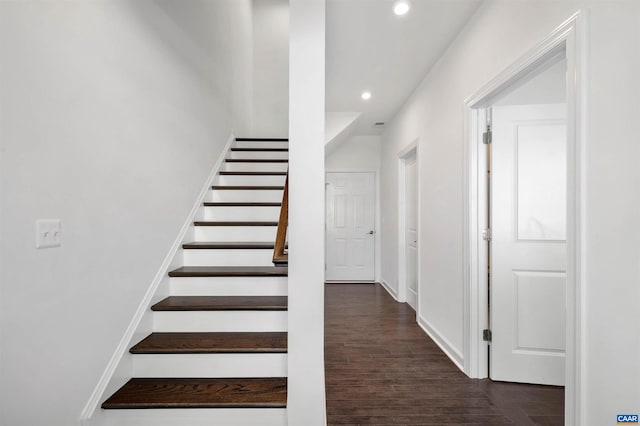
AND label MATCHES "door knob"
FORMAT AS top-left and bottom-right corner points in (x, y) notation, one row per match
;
(368, 230), (375, 235)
